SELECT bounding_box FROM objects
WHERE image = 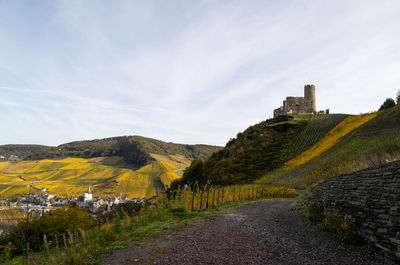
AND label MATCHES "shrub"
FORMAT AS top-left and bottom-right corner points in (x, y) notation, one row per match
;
(379, 98), (396, 110)
(0, 206), (95, 253)
(303, 203), (363, 245)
